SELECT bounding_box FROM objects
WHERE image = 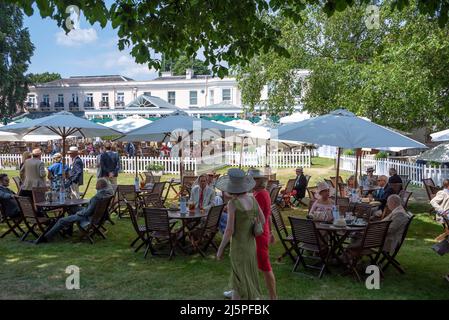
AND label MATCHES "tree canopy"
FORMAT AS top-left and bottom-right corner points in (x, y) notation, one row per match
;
(7, 0), (449, 77)
(160, 54), (210, 76)
(27, 72), (61, 84)
(237, 1), (449, 132)
(0, 2), (34, 116)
